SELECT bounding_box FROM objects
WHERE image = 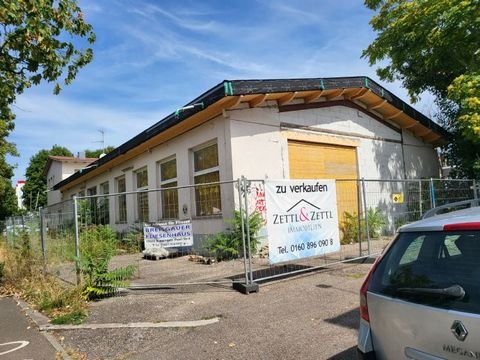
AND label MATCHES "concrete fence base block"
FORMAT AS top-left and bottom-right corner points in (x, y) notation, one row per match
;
(233, 282), (259, 294)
